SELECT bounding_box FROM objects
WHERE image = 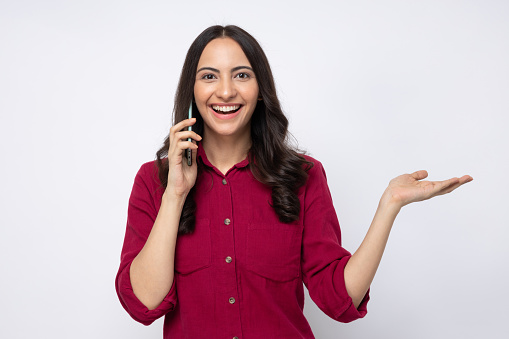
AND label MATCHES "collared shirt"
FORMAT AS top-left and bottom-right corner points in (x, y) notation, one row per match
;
(116, 146), (369, 338)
